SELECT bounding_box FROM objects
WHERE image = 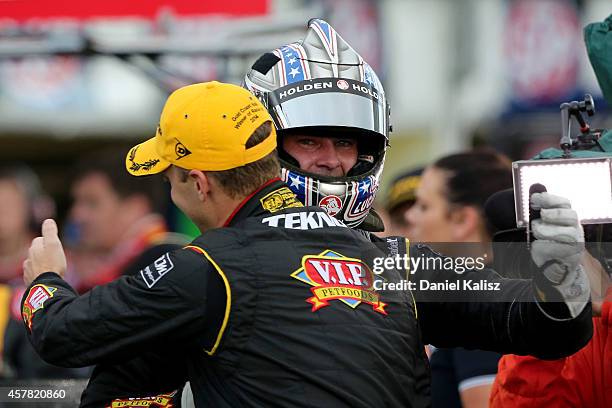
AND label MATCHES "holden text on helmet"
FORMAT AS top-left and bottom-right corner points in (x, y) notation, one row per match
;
(279, 81), (333, 100)
(277, 81), (381, 101)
